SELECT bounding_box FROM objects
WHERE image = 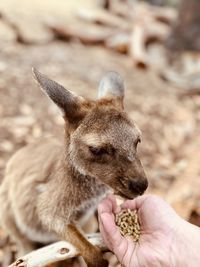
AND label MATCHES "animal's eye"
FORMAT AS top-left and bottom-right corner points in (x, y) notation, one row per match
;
(89, 146), (107, 156)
